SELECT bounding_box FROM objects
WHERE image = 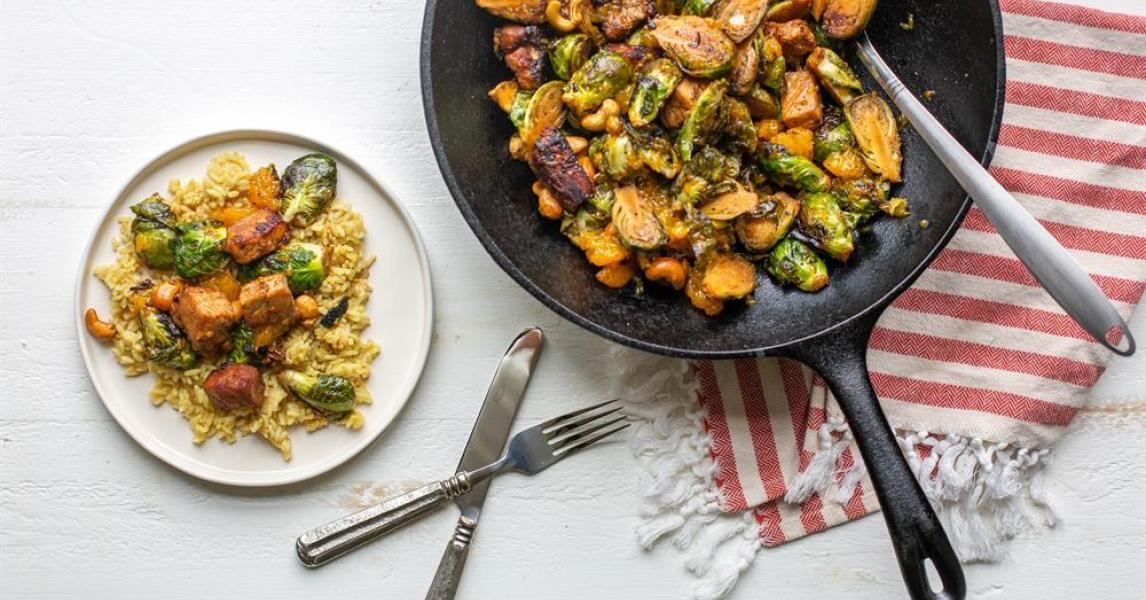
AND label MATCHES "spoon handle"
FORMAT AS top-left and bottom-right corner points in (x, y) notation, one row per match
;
(855, 35), (1134, 356)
